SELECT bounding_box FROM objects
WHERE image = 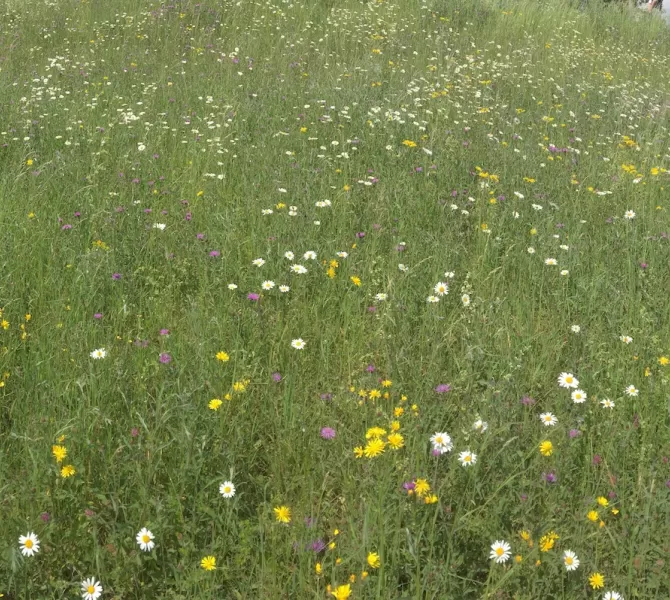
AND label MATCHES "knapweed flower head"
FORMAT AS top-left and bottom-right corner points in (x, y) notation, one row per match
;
(320, 427), (336, 439)
(434, 384), (451, 393)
